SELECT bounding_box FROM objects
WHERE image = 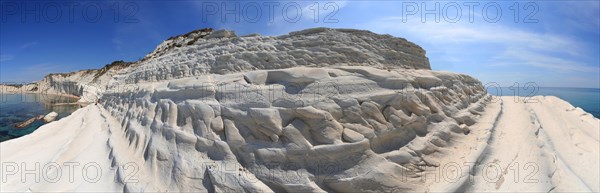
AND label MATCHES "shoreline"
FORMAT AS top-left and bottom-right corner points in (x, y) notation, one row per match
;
(1, 92), (83, 138)
(1, 84), (81, 100)
(0, 91), (80, 100)
(0, 91), (81, 105)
